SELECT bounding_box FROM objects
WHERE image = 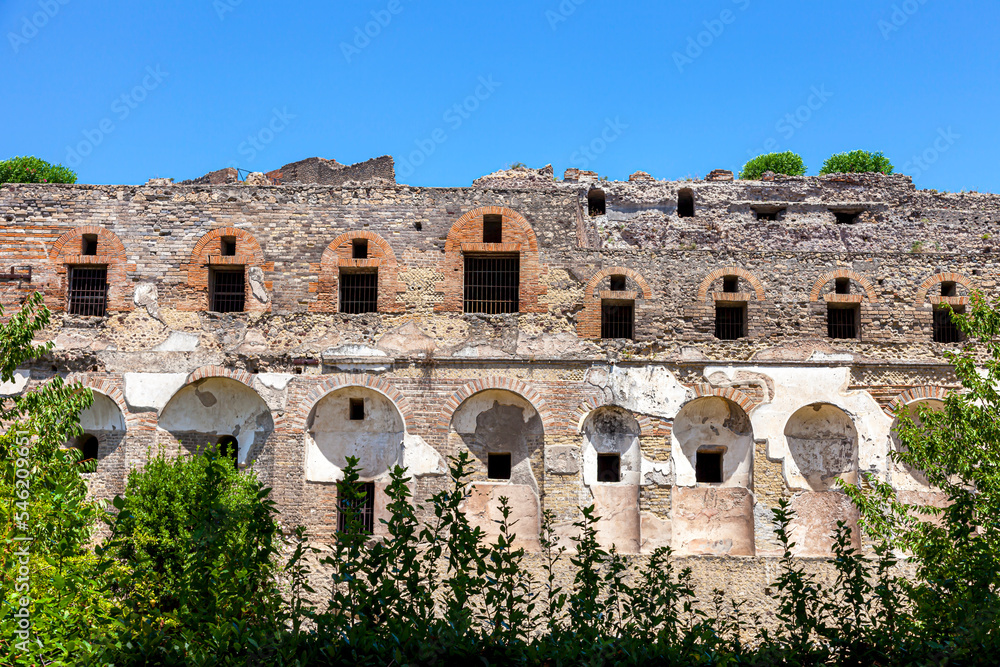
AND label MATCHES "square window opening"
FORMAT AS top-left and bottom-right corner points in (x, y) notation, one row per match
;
(352, 238), (369, 259)
(482, 214), (503, 243)
(463, 254), (520, 314)
(828, 304), (859, 340)
(722, 276), (739, 293)
(597, 453), (621, 483)
(337, 481), (375, 534)
(488, 453), (512, 480)
(696, 449), (724, 484)
(941, 281), (957, 297)
(81, 234), (98, 256)
(68, 266), (108, 317)
(835, 278), (851, 294)
(221, 236), (237, 256)
(601, 300), (634, 340)
(715, 305), (746, 340)
(210, 268), (246, 313)
(754, 207), (786, 222)
(349, 397), (365, 421)
(832, 210), (861, 225)
(339, 269), (378, 314)
(933, 307), (965, 344)
(609, 274), (627, 291)
(588, 189), (606, 216)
